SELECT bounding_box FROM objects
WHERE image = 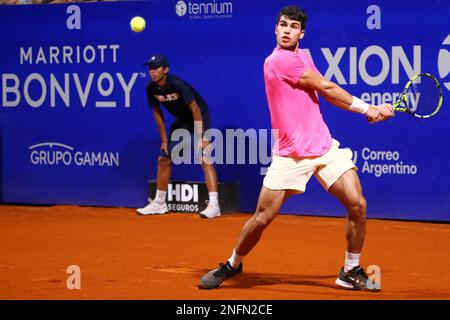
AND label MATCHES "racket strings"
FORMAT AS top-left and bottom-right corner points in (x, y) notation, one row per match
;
(402, 75), (441, 117)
